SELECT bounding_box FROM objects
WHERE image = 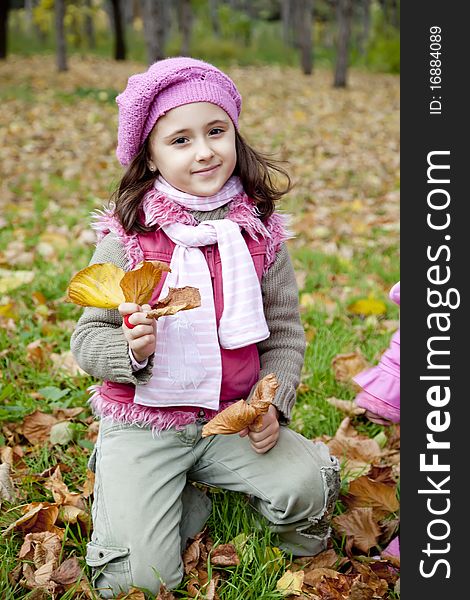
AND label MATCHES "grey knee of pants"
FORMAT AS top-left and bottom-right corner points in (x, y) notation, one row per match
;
(86, 425), (212, 598)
